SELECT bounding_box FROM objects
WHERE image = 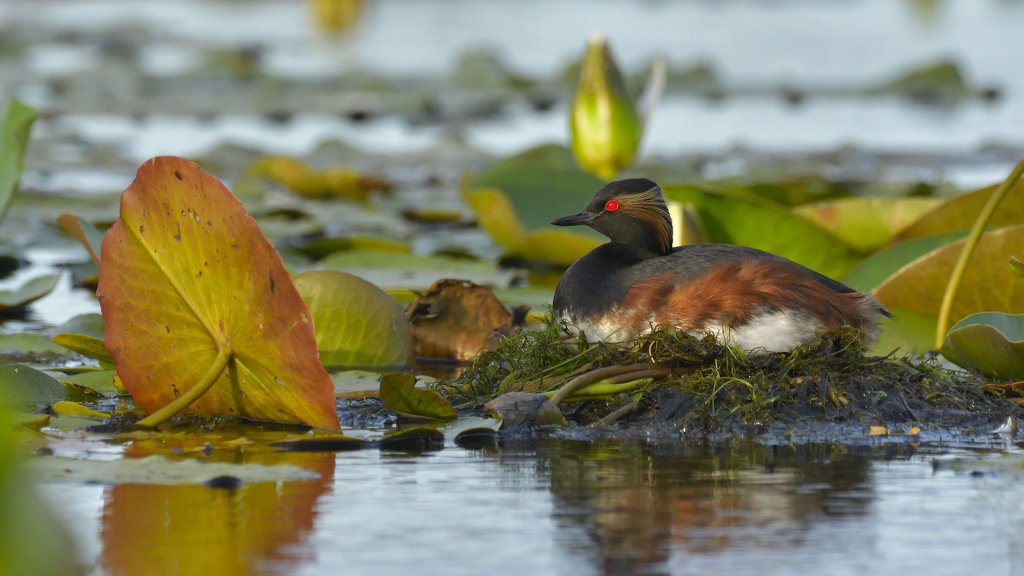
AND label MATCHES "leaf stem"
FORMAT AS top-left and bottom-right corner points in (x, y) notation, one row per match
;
(549, 363), (662, 406)
(935, 158), (1024, 349)
(136, 347), (233, 428)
